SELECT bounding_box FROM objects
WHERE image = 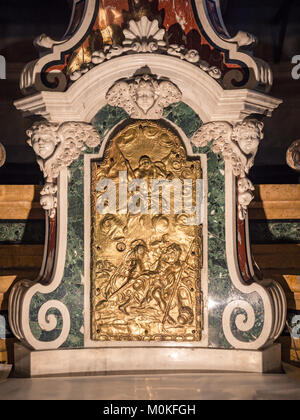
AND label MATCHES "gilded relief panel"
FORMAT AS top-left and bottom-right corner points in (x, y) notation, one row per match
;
(91, 121), (203, 341)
